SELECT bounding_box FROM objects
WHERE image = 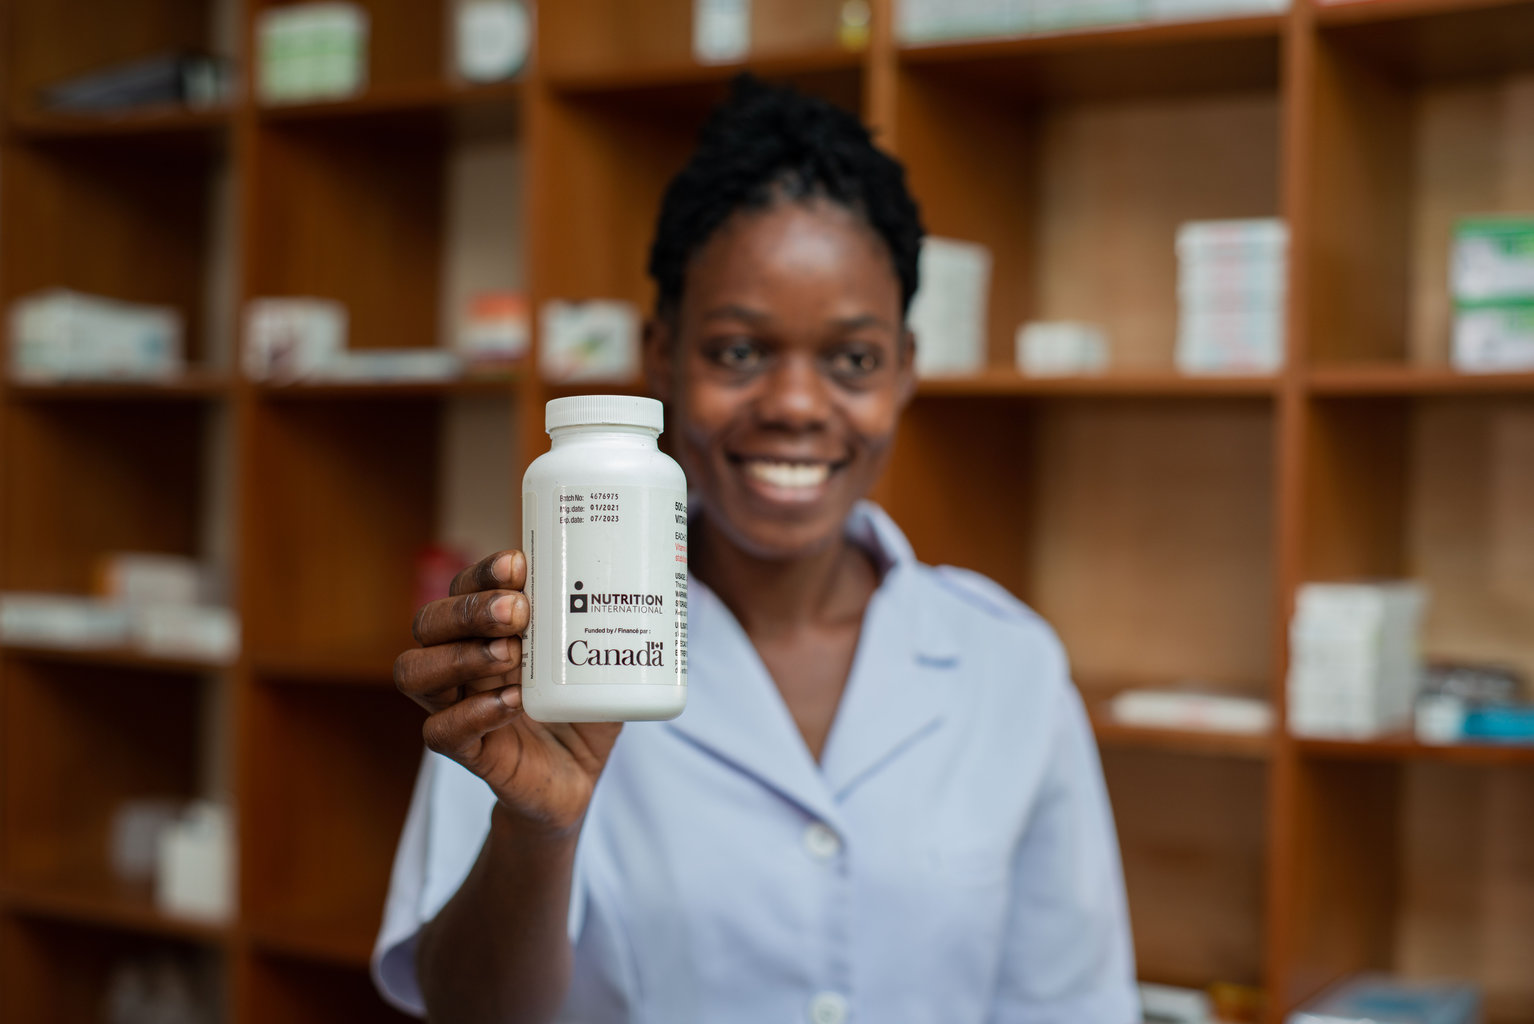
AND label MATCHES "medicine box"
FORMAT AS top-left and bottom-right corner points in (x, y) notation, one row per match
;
(9, 289), (184, 382)
(1453, 301), (1534, 373)
(1452, 216), (1534, 303)
(910, 237), (992, 377)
